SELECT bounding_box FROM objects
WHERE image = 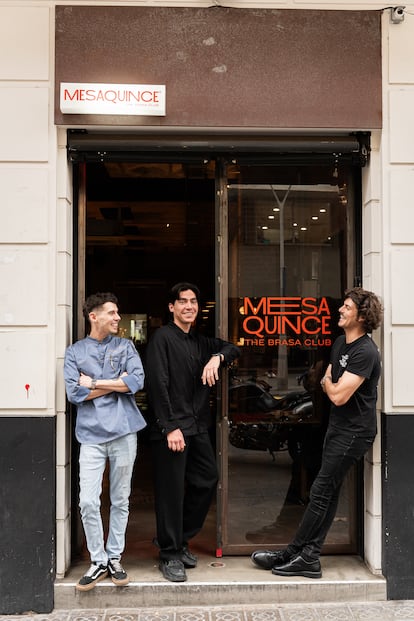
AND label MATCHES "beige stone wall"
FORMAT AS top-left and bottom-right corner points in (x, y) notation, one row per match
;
(2, 0), (413, 578)
(0, 4), (72, 577)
